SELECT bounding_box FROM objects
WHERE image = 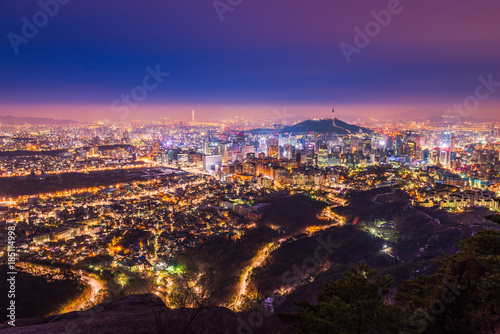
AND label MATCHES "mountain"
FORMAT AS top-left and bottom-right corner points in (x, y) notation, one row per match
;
(0, 115), (80, 125)
(279, 118), (372, 134)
